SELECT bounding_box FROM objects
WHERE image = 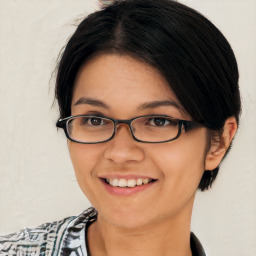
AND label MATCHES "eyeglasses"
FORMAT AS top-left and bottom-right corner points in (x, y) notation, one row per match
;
(56, 114), (199, 144)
